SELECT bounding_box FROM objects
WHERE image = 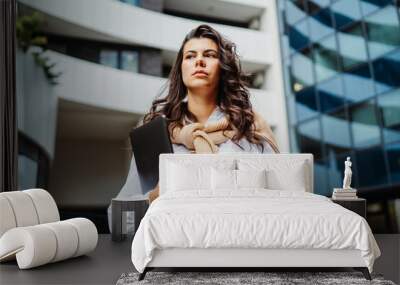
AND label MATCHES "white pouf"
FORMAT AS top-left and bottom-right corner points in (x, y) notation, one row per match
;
(0, 189), (98, 269)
